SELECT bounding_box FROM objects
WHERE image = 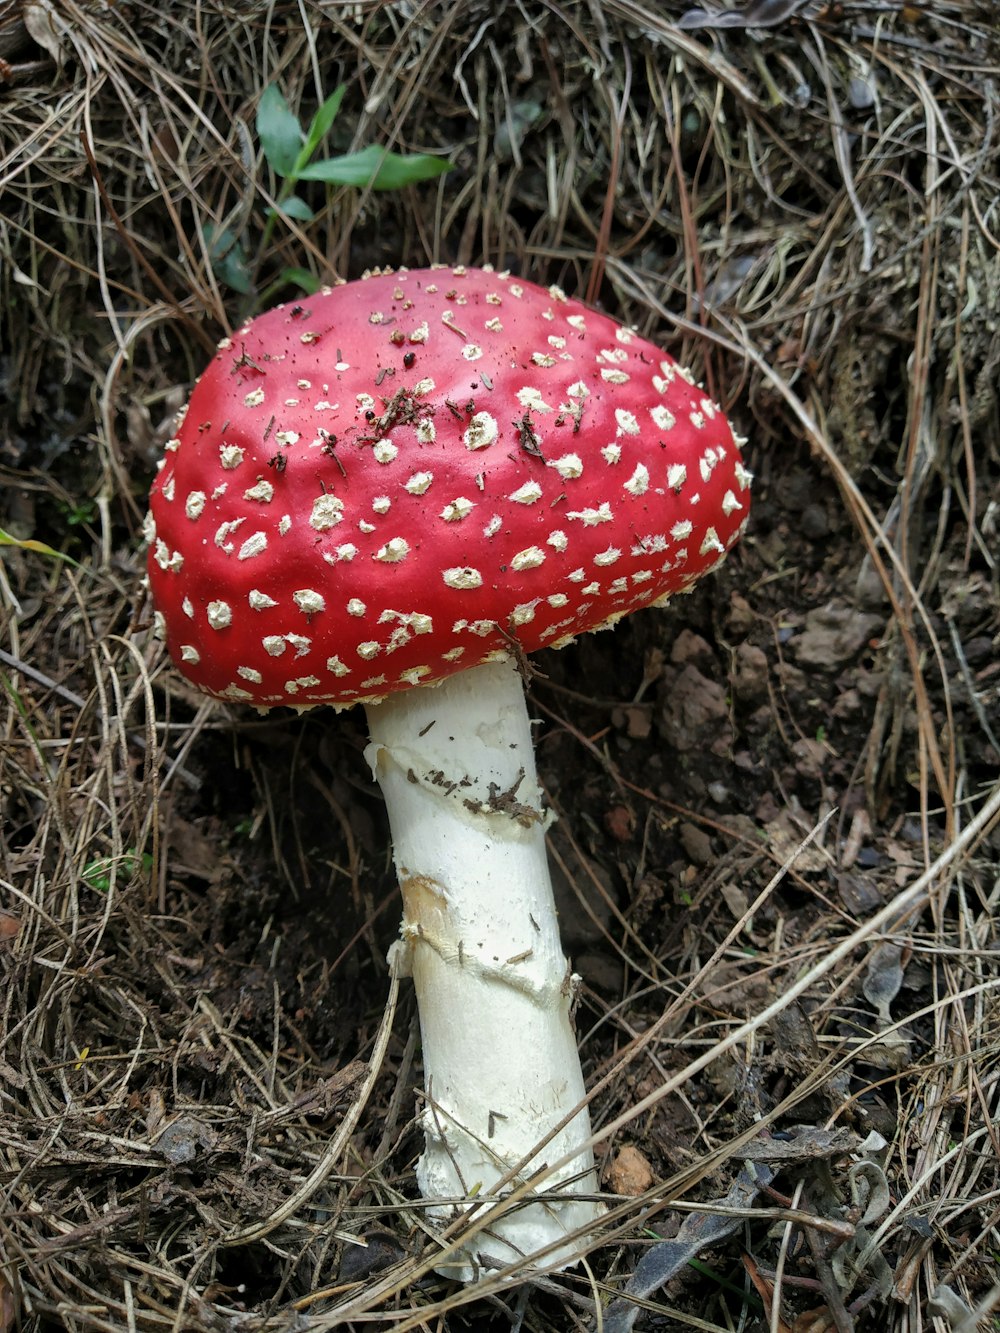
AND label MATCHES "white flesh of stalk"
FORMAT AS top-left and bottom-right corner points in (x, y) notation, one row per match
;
(364, 660), (603, 1281)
